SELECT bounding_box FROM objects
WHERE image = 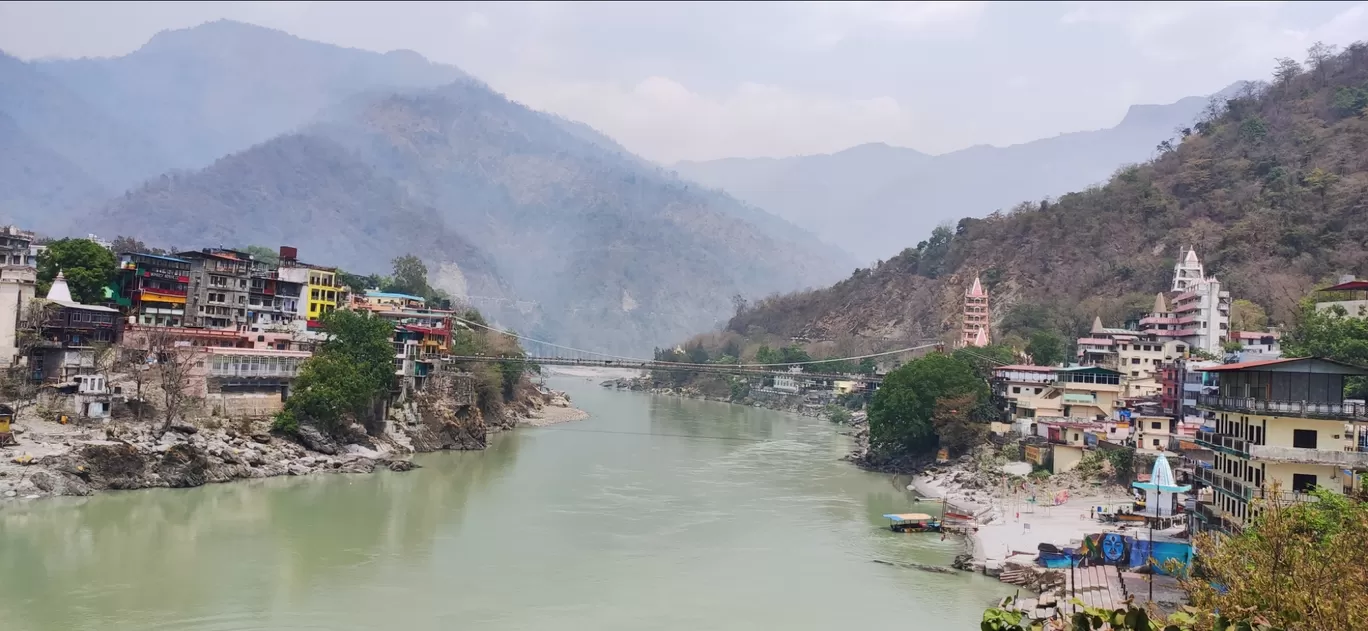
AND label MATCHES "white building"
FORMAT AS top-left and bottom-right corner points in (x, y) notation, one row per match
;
(774, 366), (803, 393)
(1139, 248), (1230, 355)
